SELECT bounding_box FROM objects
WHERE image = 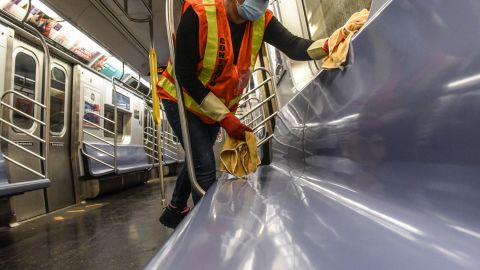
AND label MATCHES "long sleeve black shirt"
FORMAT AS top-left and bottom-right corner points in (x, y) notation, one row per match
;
(175, 6), (313, 105)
